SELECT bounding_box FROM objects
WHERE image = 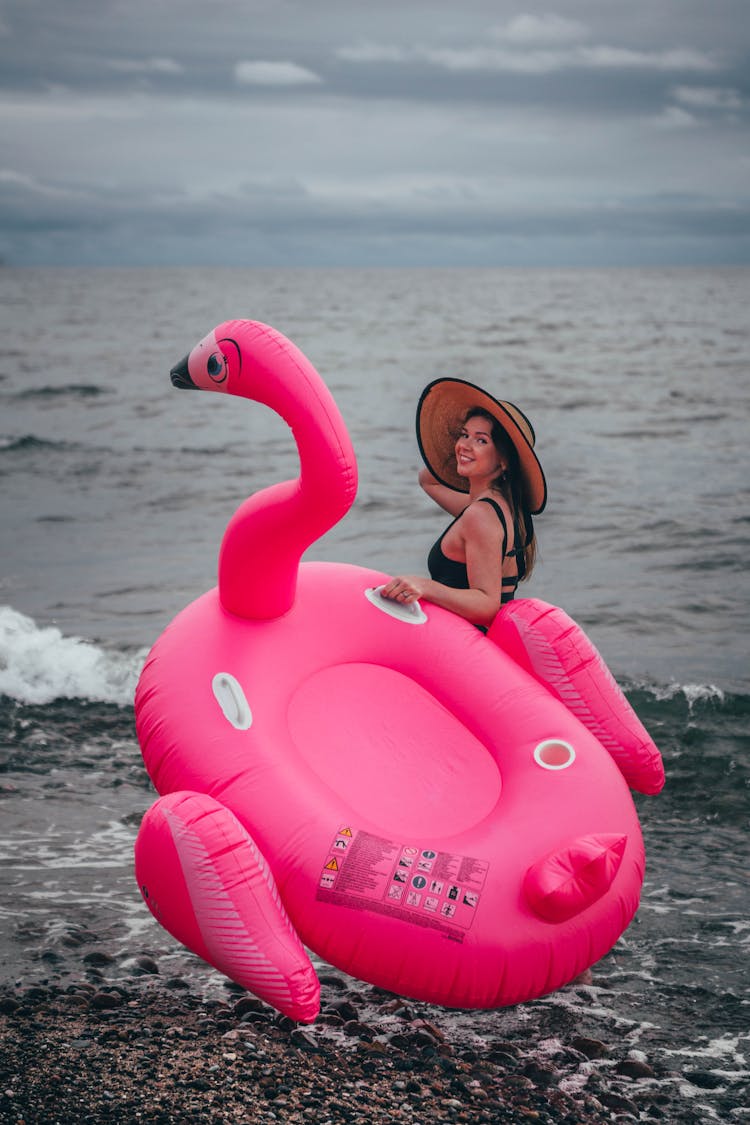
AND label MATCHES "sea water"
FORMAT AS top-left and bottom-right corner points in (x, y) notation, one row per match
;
(1, 266), (748, 1119)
